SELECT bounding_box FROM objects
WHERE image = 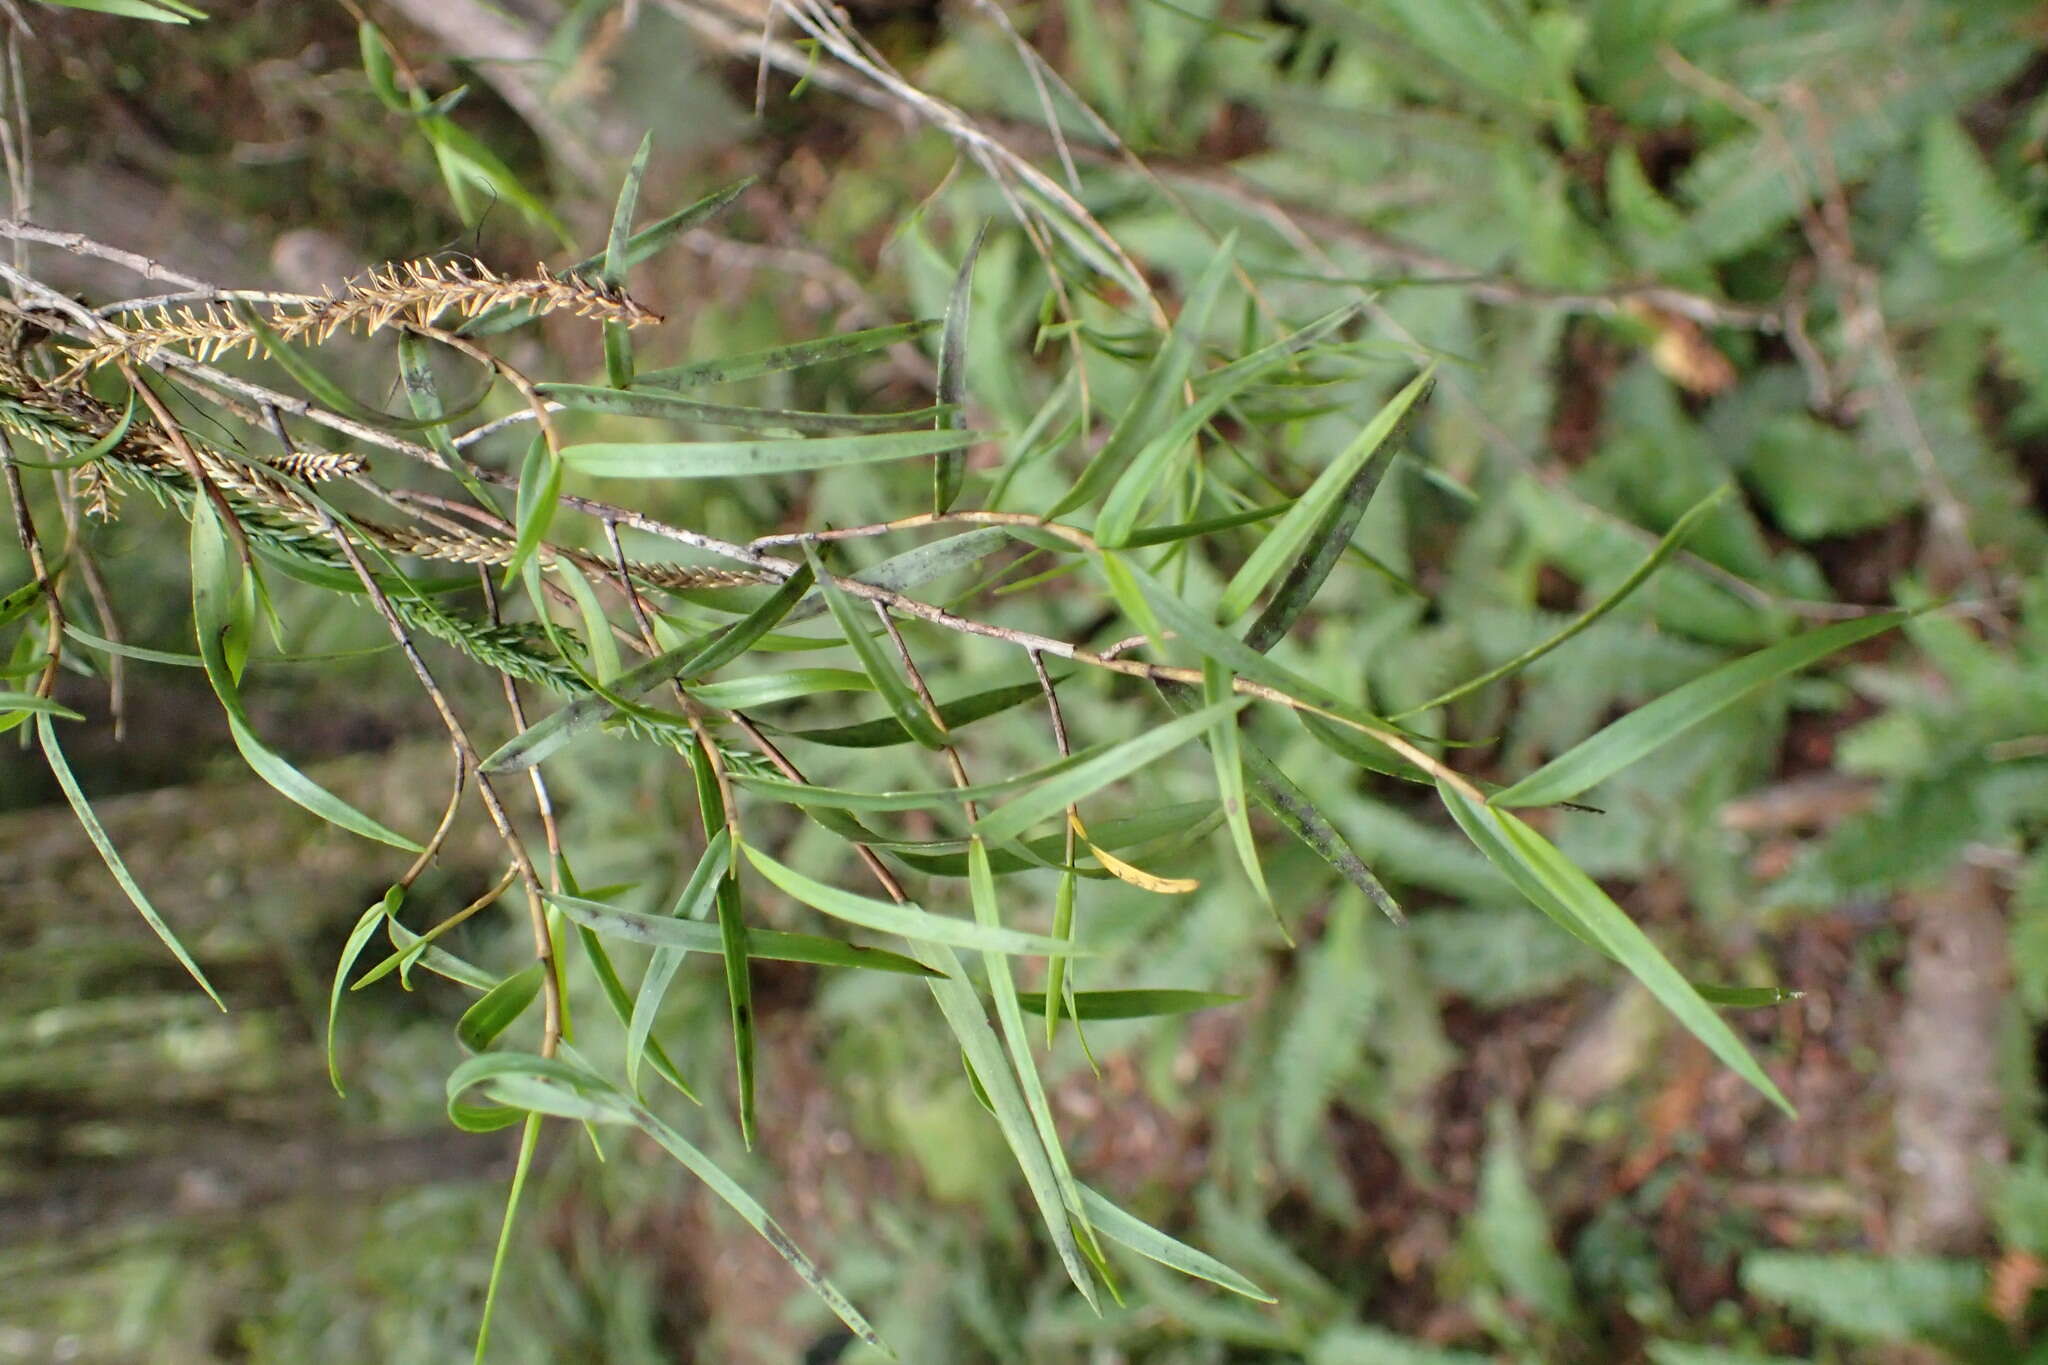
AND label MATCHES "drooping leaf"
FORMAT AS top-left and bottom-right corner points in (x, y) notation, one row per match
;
(456, 963), (544, 1052)
(37, 713), (223, 1008)
(1492, 612), (1909, 807)
(1438, 782), (1792, 1115)
(1078, 1185), (1274, 1303)
(190, 502), (423, 851)
(329, 886), (402, 1094)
